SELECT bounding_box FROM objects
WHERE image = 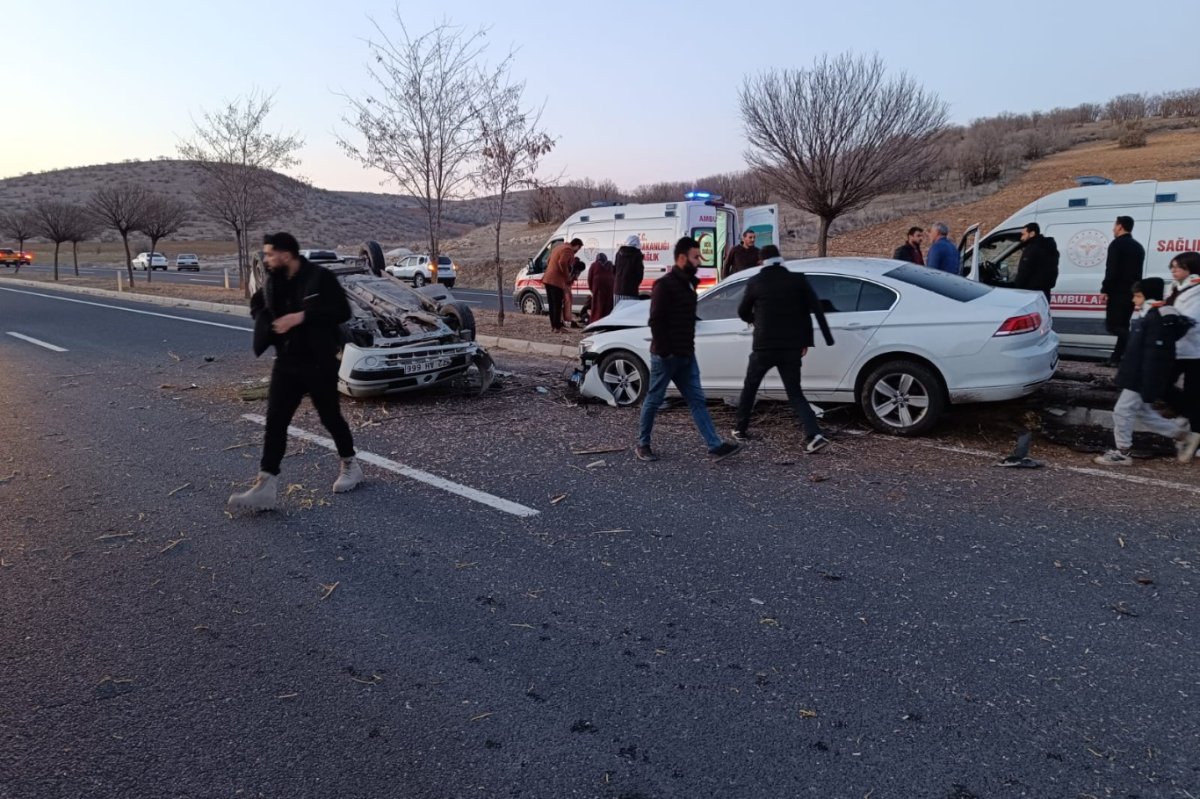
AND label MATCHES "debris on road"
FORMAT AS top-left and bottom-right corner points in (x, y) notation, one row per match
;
(319, 581), (340, 600)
